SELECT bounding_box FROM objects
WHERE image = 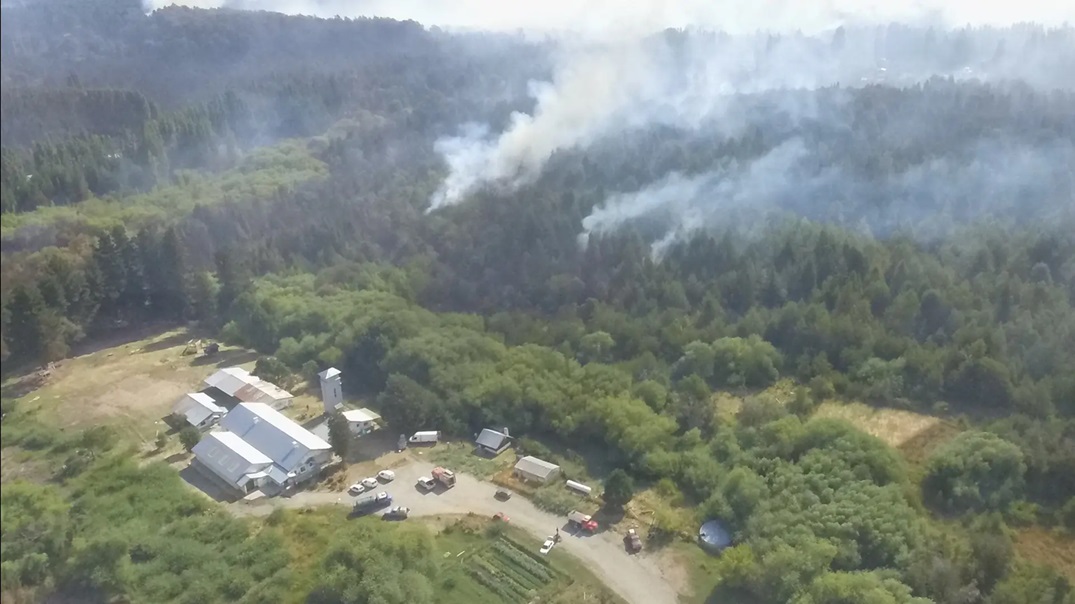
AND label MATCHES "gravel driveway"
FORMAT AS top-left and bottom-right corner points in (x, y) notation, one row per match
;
(231, 460), (681, 604)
